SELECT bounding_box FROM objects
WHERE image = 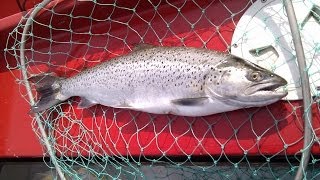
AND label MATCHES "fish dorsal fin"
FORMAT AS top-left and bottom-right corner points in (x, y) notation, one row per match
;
(78, 97), (97, 108)
(133, 43), (156, 51)
(171, 97), (209, 106)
